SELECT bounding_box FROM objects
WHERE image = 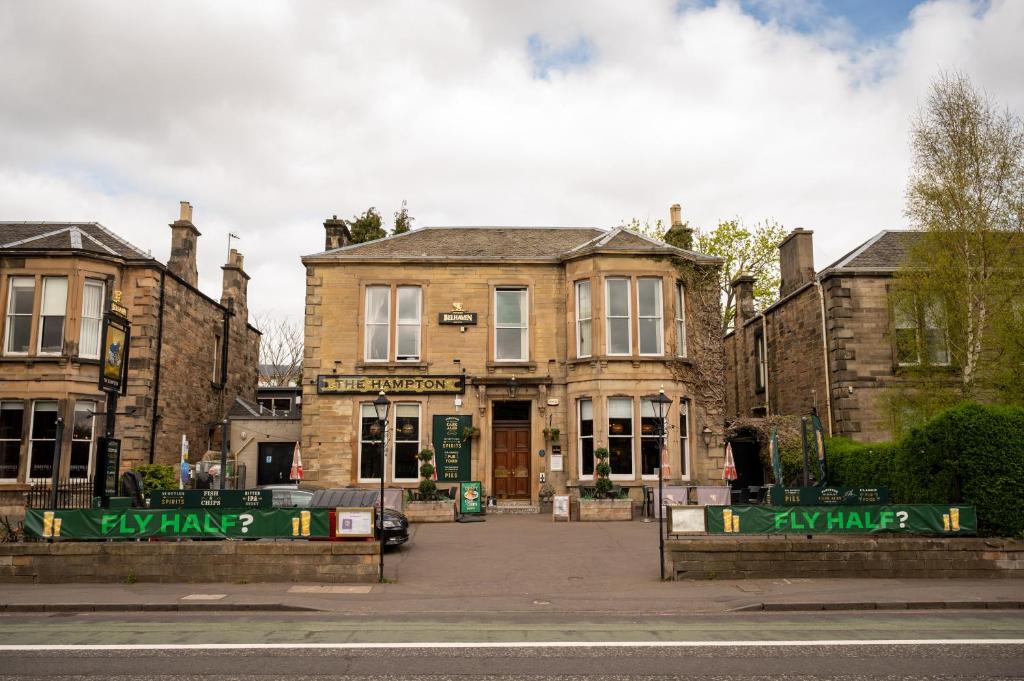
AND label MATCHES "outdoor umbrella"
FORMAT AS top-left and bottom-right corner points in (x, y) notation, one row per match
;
(290, 442), (304, 481)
